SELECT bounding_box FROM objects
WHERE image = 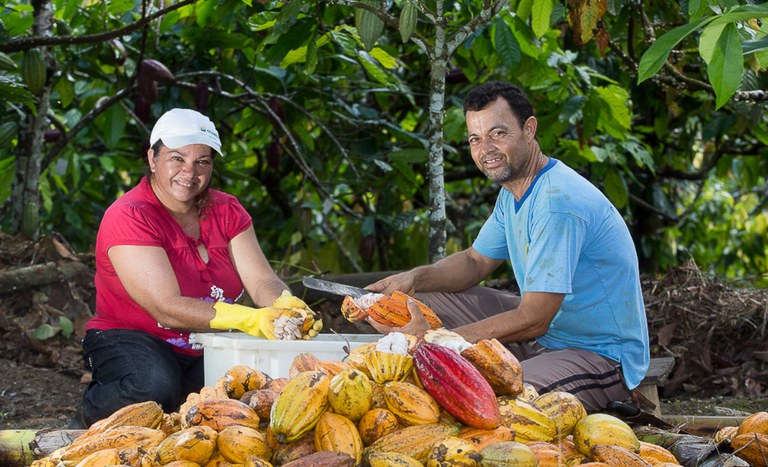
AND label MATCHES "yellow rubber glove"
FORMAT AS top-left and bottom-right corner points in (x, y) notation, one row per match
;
(211, 302), (309, 340)
(272, 290), (323, 340)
